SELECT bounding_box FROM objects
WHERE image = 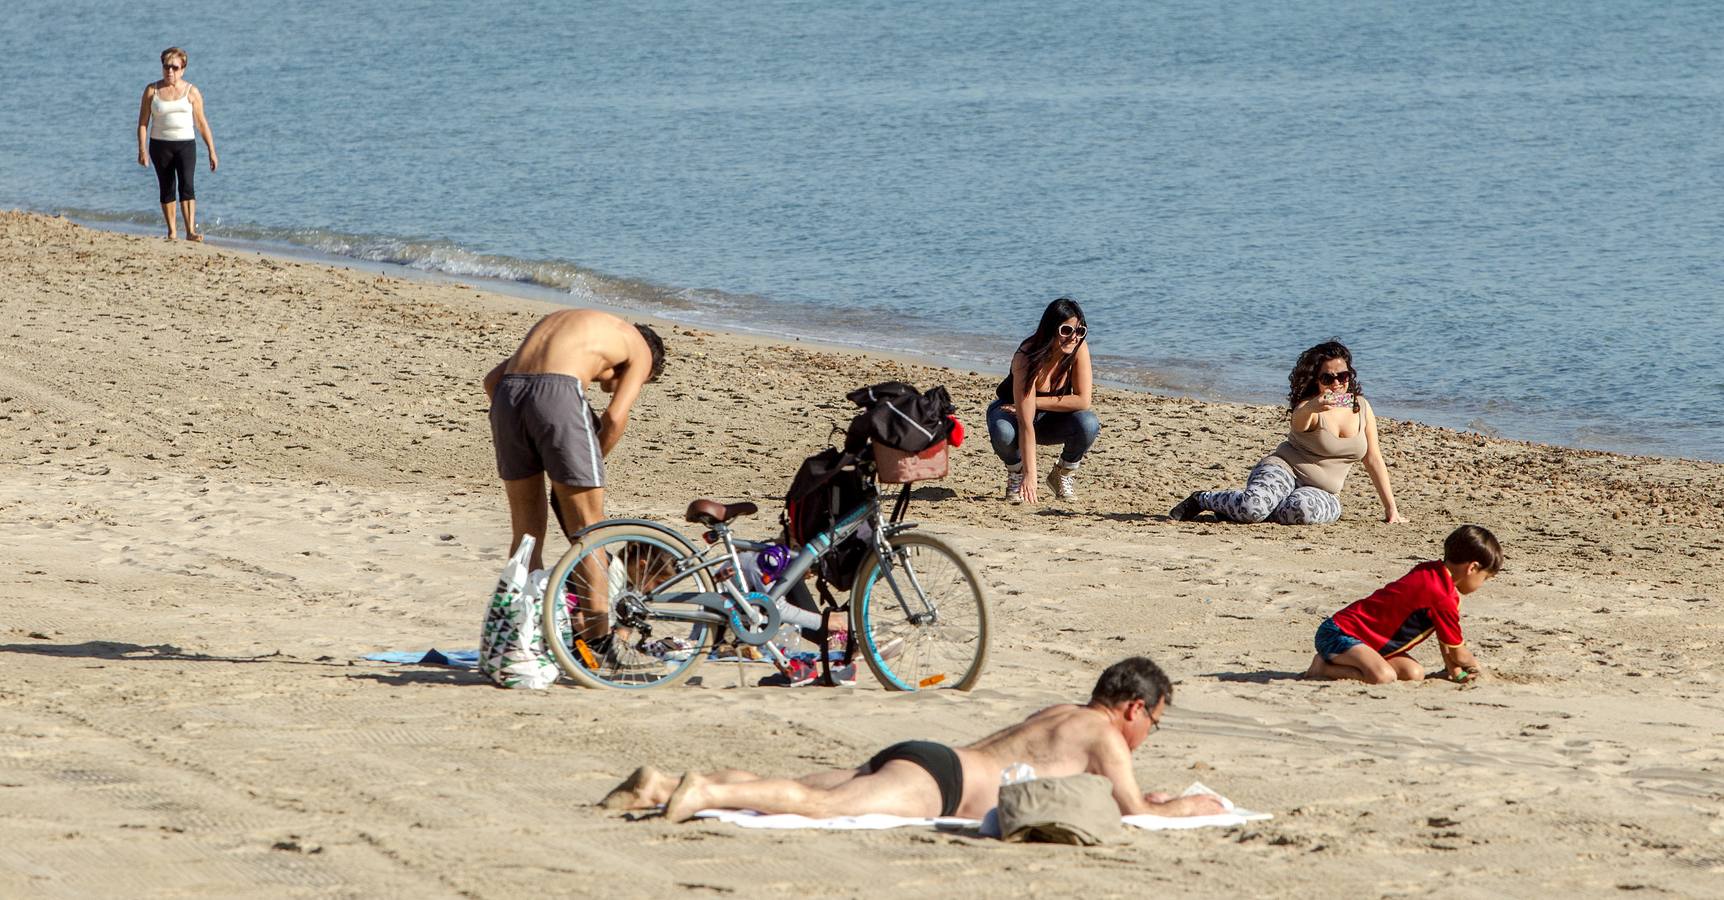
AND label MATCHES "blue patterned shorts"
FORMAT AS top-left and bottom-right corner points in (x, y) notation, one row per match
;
(1314, 618), (1363, 661)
